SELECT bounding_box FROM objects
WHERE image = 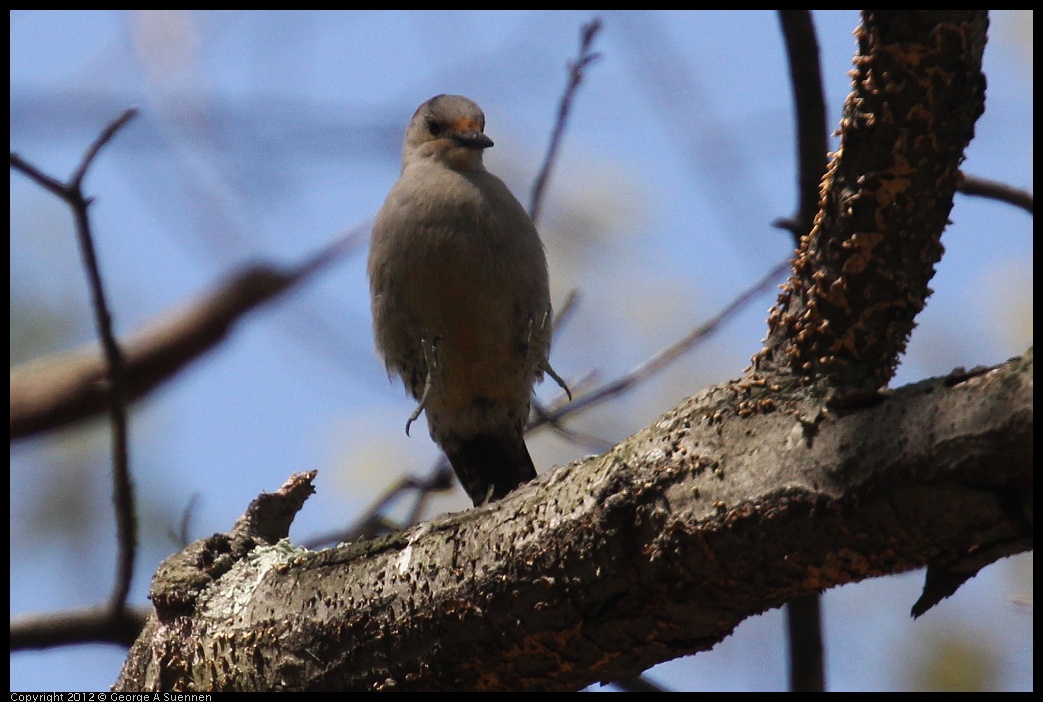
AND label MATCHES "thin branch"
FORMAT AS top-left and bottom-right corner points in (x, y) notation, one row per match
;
(538, 415), (615, 454)
(958, 171), (1033, 214)
(528, 18), (602, 224)
(12, 108), (139, 613)
(69, 108), (139, 189)
(168, 493), (201, 549)
(529, 370), (609, 453)
(613, 676), (667, 693)
(10, 223), (368, 440)
(537, 369), (600, 416)
(534, 259), (790, 427)
(302, 461), (456, 549)
(775, 11), (829, 245)
(551, 288), (581, 334)
(402, 463), (457, 527)
(10, 606), (150, 651)
(786, 593), (825, 692)
(287, 220), (373, 283)
(9, 153), (67, 196)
